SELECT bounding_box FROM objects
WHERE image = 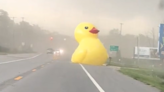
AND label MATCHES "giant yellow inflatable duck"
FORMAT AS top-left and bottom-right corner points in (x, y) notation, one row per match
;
(71, 22), (109, 66)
